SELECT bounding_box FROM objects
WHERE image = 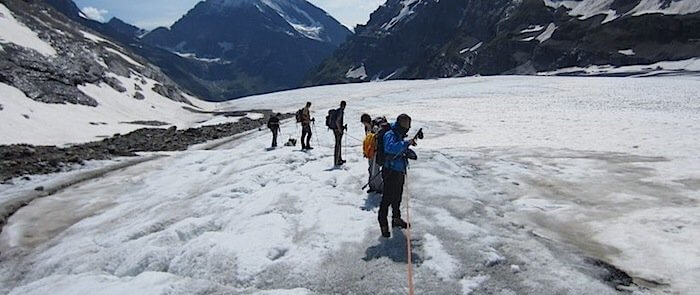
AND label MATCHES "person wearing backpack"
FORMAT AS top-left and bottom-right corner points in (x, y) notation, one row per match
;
(267, 113), (281, 148)
(329, 101), (347, 165)
(362, 114), (387, 193)
(378, 114), (416, 238)
(299, 102), (315, 150)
